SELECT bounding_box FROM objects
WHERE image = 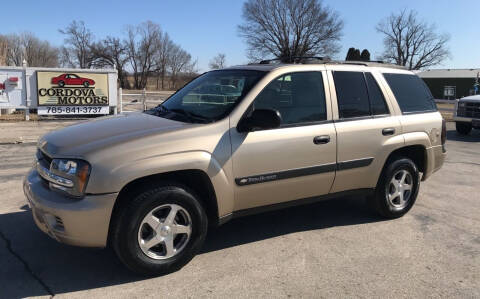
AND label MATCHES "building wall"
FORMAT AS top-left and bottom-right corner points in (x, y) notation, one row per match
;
(422, 77), (476, 99)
